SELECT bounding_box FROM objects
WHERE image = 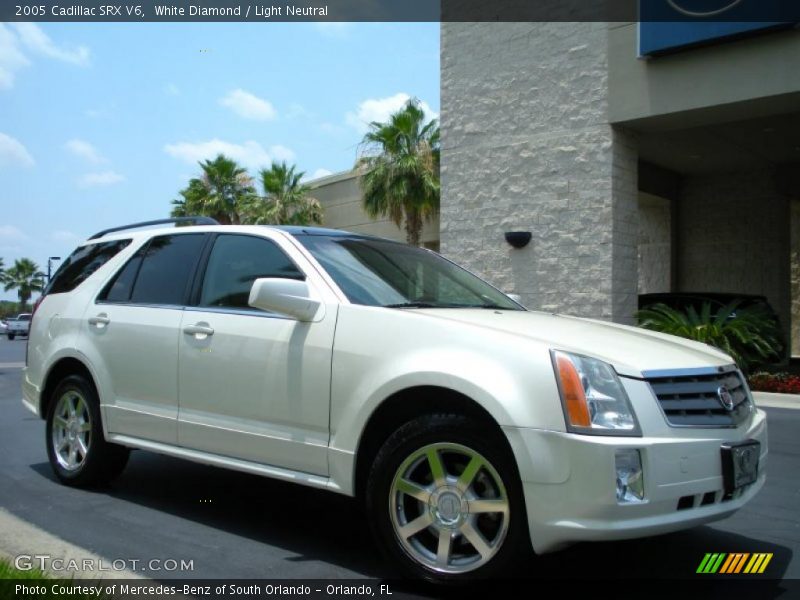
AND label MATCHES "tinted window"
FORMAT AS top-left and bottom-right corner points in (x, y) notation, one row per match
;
(200, 234), (303, 310)
(45, 239), (131, 295)
(129, 234), (206, 305)
(99, 247), (146, 303)
(17, 314), (31, 322)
